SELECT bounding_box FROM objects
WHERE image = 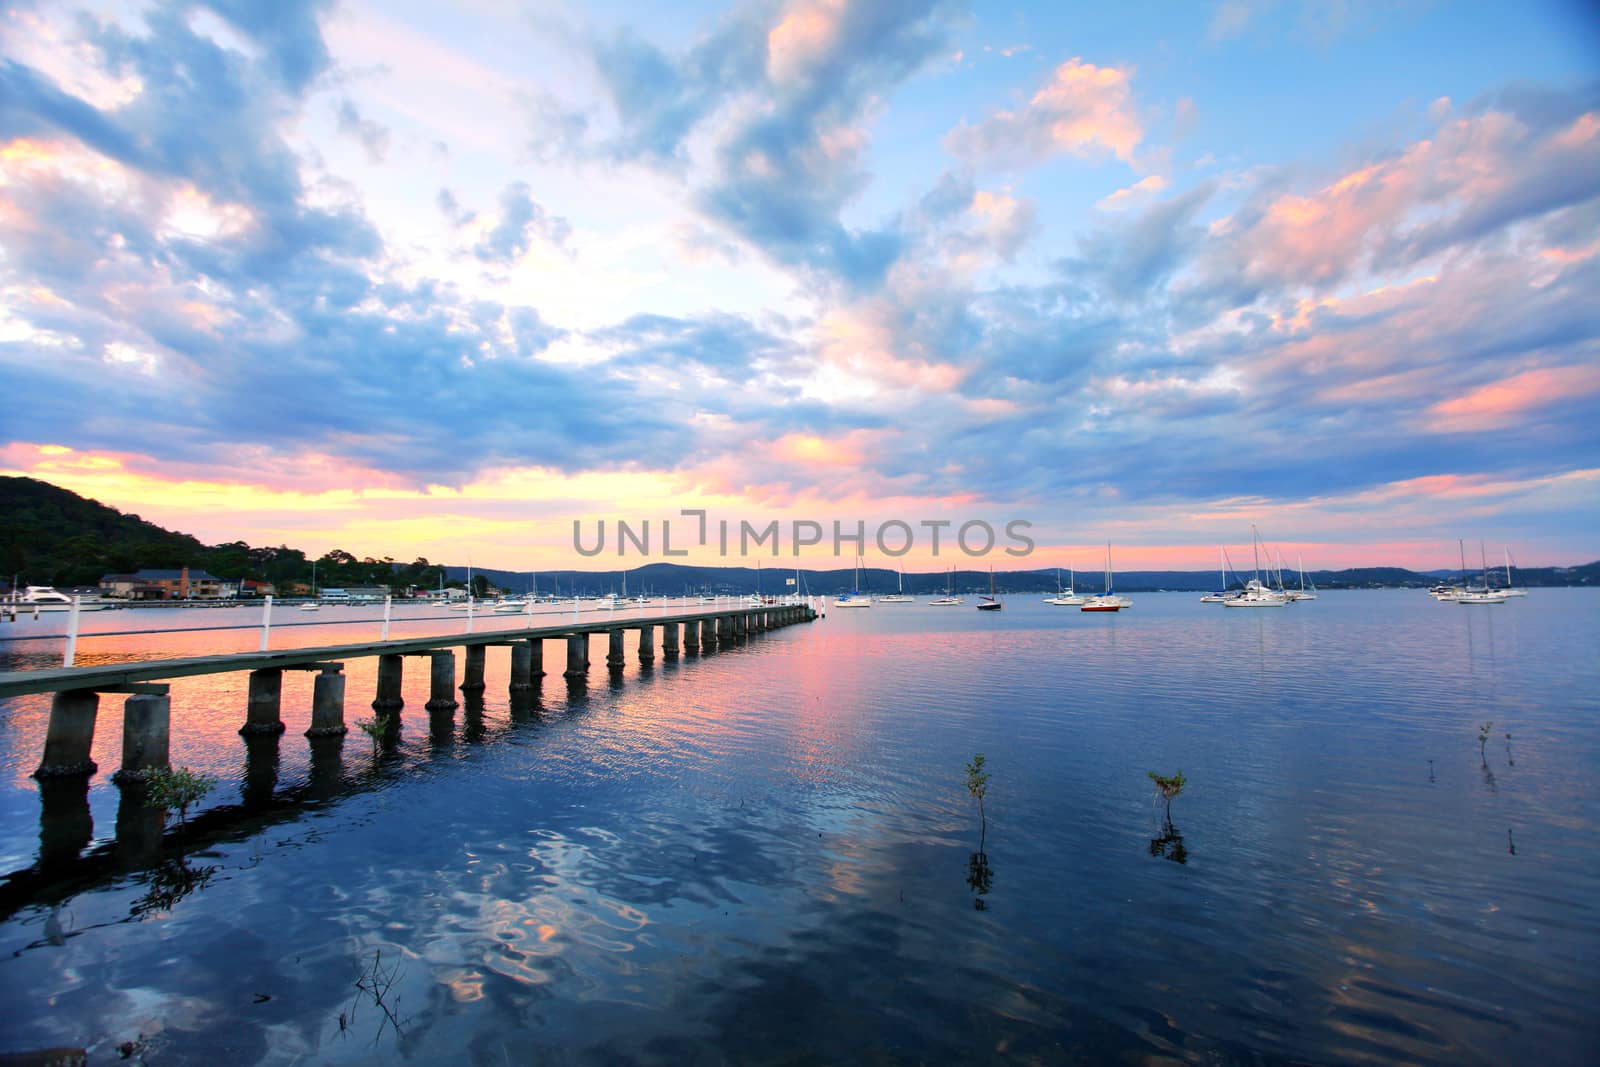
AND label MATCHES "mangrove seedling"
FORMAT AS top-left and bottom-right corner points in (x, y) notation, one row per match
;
(1505, 731), (1514, 766)
(1148, 770), (1186, 820)
(356, 713), (392, 754)
(965, 753), (991, 834)
(141, 766), (218, 828)
(1478, 721), (1493, 765)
